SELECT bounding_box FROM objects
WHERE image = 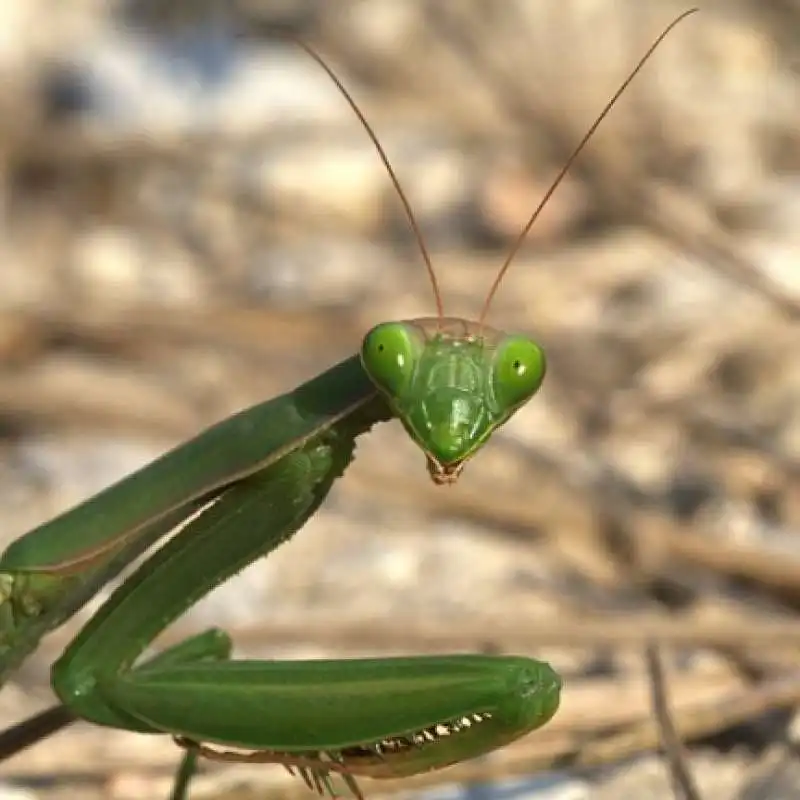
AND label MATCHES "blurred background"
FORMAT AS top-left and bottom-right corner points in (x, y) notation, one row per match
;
(0, 1), (799, 798)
